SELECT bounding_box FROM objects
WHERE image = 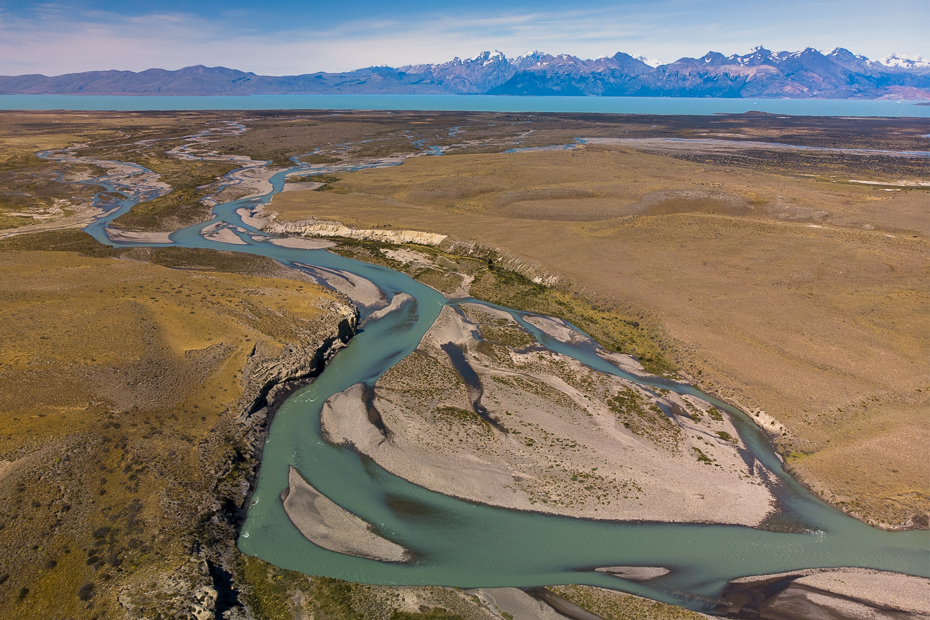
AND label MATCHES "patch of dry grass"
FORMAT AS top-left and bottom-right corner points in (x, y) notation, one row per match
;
(0, 231), (344, 617)
(109, 157), (238, 232)
(549, 585), (709, 620)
